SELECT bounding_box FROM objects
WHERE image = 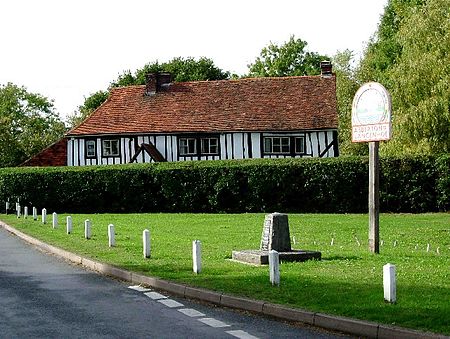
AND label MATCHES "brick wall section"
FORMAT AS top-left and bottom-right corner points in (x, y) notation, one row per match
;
(21, 138), (67, 167)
